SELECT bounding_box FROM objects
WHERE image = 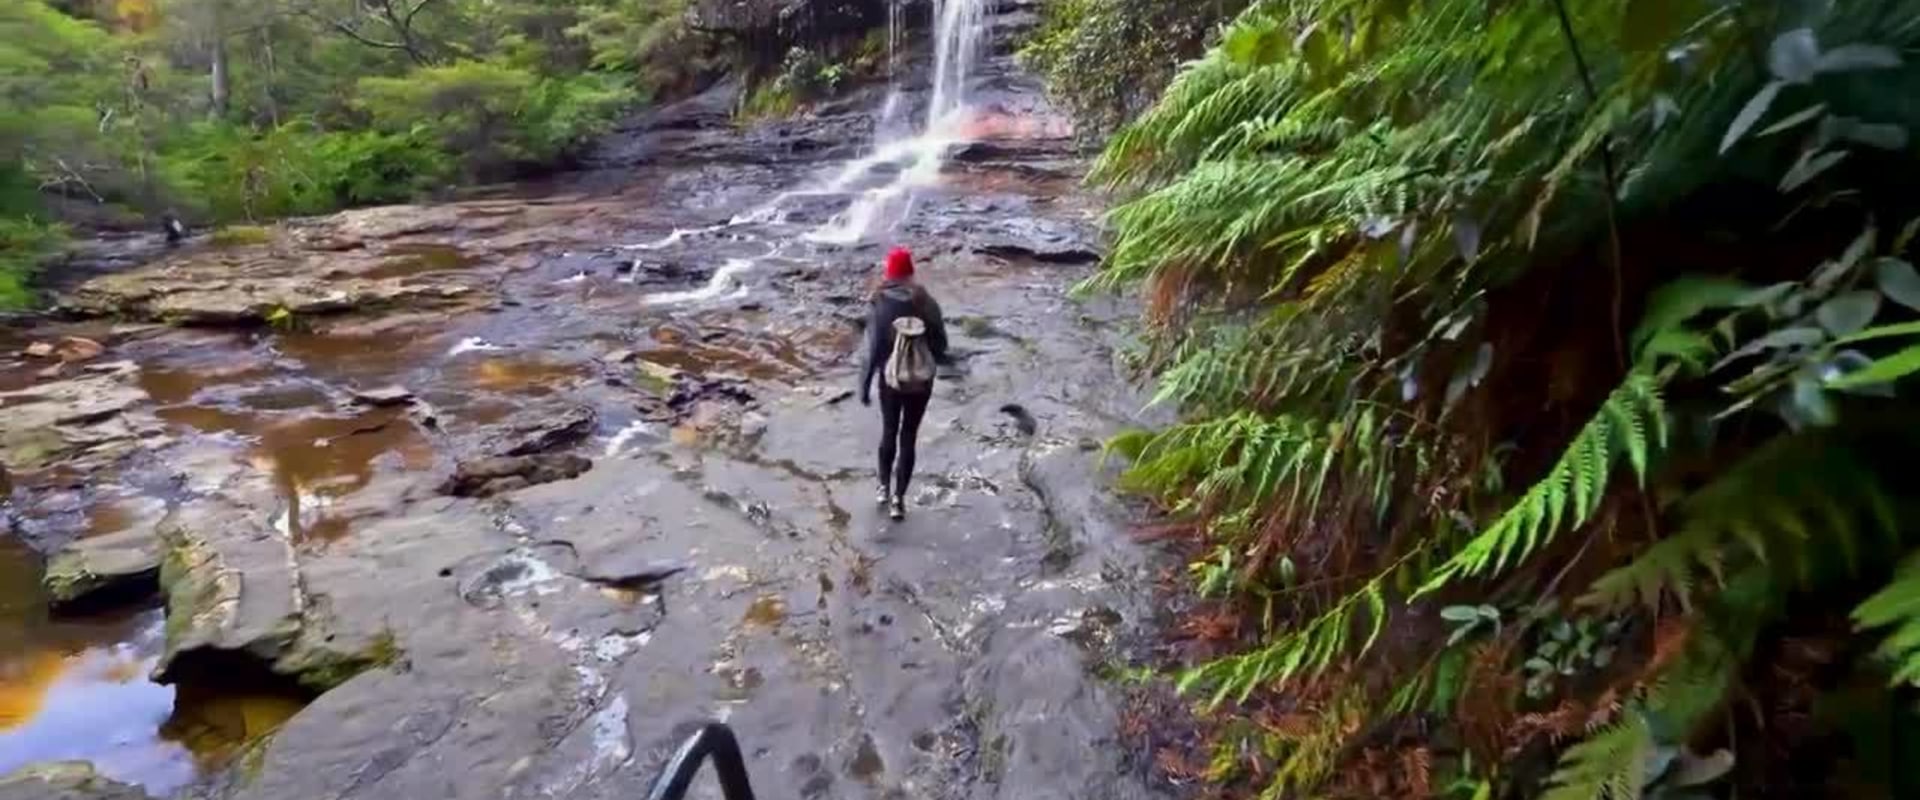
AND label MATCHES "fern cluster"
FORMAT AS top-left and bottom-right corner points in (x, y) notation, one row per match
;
(1089, 0), (1920, 796)
(1415, 373), (1668, 596)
